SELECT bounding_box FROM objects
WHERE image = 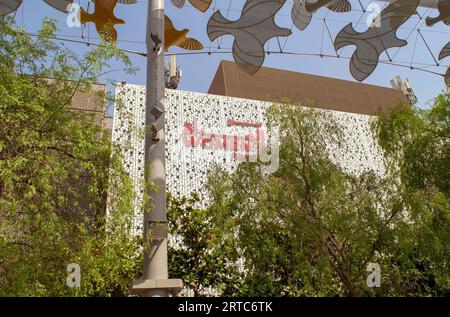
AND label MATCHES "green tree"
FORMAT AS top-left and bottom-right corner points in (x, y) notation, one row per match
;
(206, 97), (449, 296)
(373, 93), (449, 196)
(0, 18), (143, 296)
(370, 92), (450, 296)
(168, 193), (242, 296)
